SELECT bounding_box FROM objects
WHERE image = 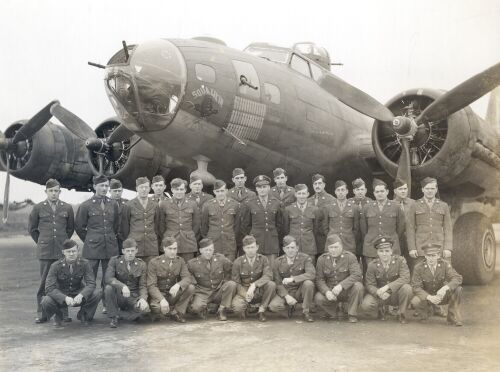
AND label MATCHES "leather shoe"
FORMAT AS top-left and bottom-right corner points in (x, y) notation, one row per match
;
(110, 316), (119, 328)
(171, 313), (186, 323)
(287, 305), (296, 318)
(78, 312), (89, 326)
(348, 316), (358, 323)
(258, 312), (267, 322)
(399, 314), (408, 324)
(53, 318), (63, 328)
(303, 312), (314, 322)
(35, 317), (47, 324)
(199, 308), (208, 320)
(447, 317), (463, 327)
(217, 308), (227, 321)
